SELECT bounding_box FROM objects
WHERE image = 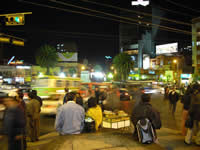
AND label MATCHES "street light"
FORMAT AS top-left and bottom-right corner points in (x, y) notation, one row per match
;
(173, 59), (177, 63)
(81, 66), (85, 70)
(173, 59), (179, 86)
